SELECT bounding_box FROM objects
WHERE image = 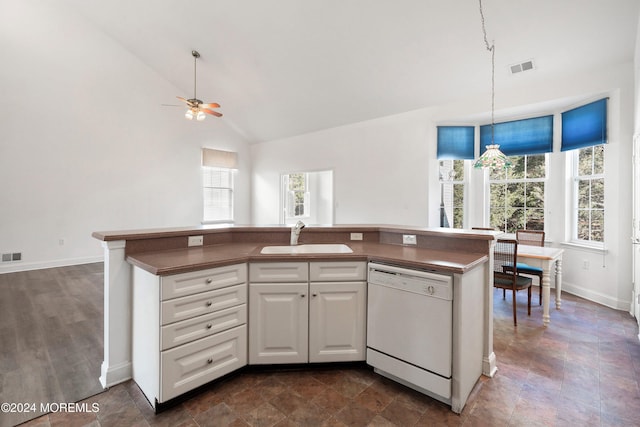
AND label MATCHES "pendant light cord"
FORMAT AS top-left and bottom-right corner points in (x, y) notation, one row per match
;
(479, 0), (495, 145)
